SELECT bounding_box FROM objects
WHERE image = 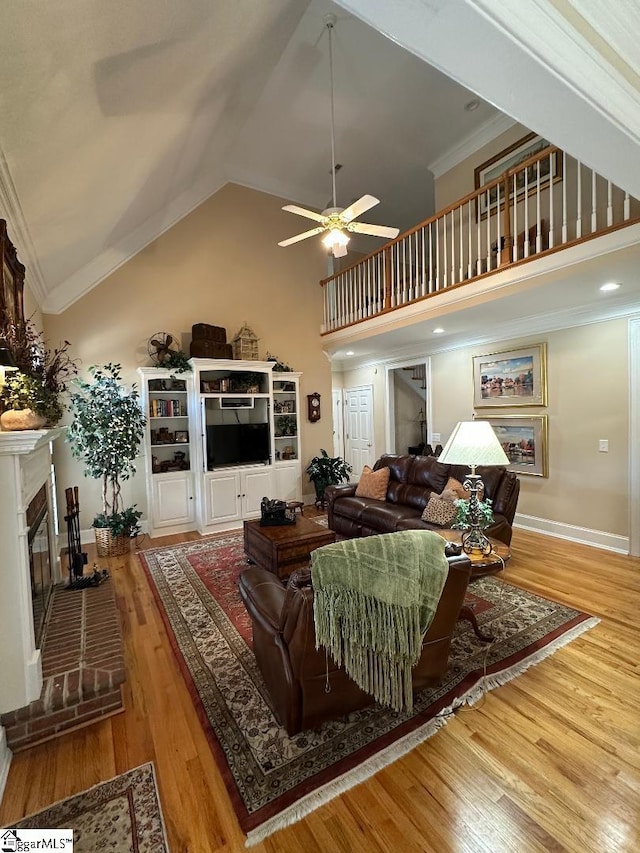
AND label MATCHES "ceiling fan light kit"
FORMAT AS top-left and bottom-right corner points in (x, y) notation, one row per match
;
(278, 15), (398, 258)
